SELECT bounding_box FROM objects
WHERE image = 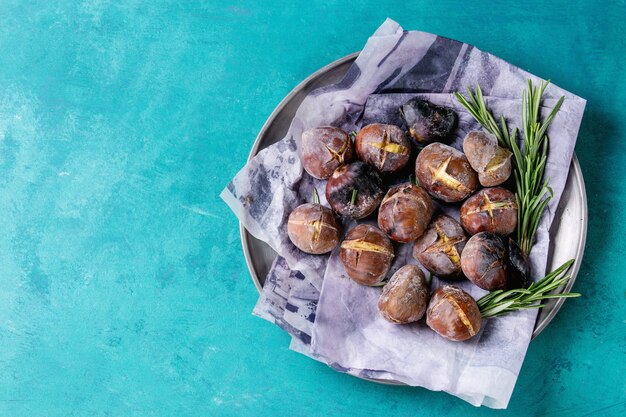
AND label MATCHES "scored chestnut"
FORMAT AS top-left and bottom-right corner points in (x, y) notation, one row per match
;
(460, 187), (518, 236)
(378, 265), (429, 324)
(413, 215), (467, 279)
(426, 285), (482, 342)
(300, 126), (353, 179)
(355, 124), (410, 173)
(461, 232), (507, 291)
(377, 183), (434, 243)
(340, 224), (394, 286)
(287, 202), (341, 255)
(463, 131), (512, 187)
(415, 143), (478, 202)
(399, 98), (458, 143)
(326, 162), (385, 219)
